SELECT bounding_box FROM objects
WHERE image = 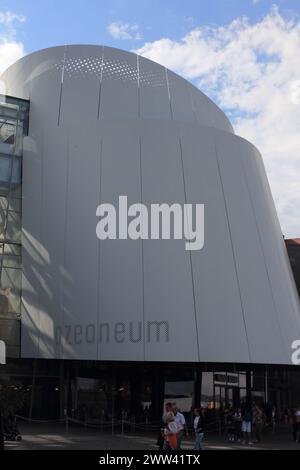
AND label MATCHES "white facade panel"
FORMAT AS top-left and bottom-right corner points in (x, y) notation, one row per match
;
(180, 126), (250, 363)
(239, 138), (300, 356)
(167, 71), (195, 123)
(100, 47), (139, 120)
(1, 54), (32, 98)
(98, 123), (144, 361)
(139, 56), (171, 120)
(188, 85), (210, 127)
(62, 125), (101, 360)
(27, 47), (64, 132)
(215, 132), (286, 363)
(1, 45), (299, 364)
(140, 124), (199, 362)
(37, 128), (68, 358)
(209, 100), (234, 134)
(59, 45), (103, 125)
